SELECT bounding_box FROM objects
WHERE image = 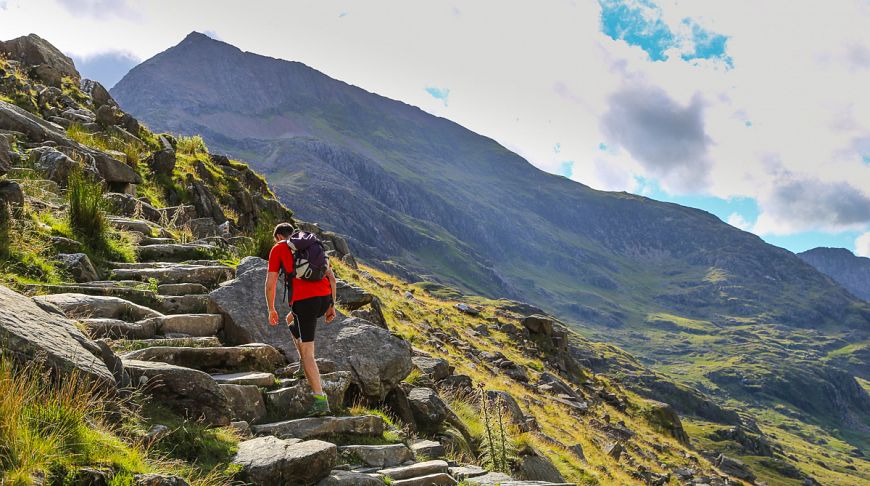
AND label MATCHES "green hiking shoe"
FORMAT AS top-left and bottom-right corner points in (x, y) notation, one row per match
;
(306, 394), (331, 417)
